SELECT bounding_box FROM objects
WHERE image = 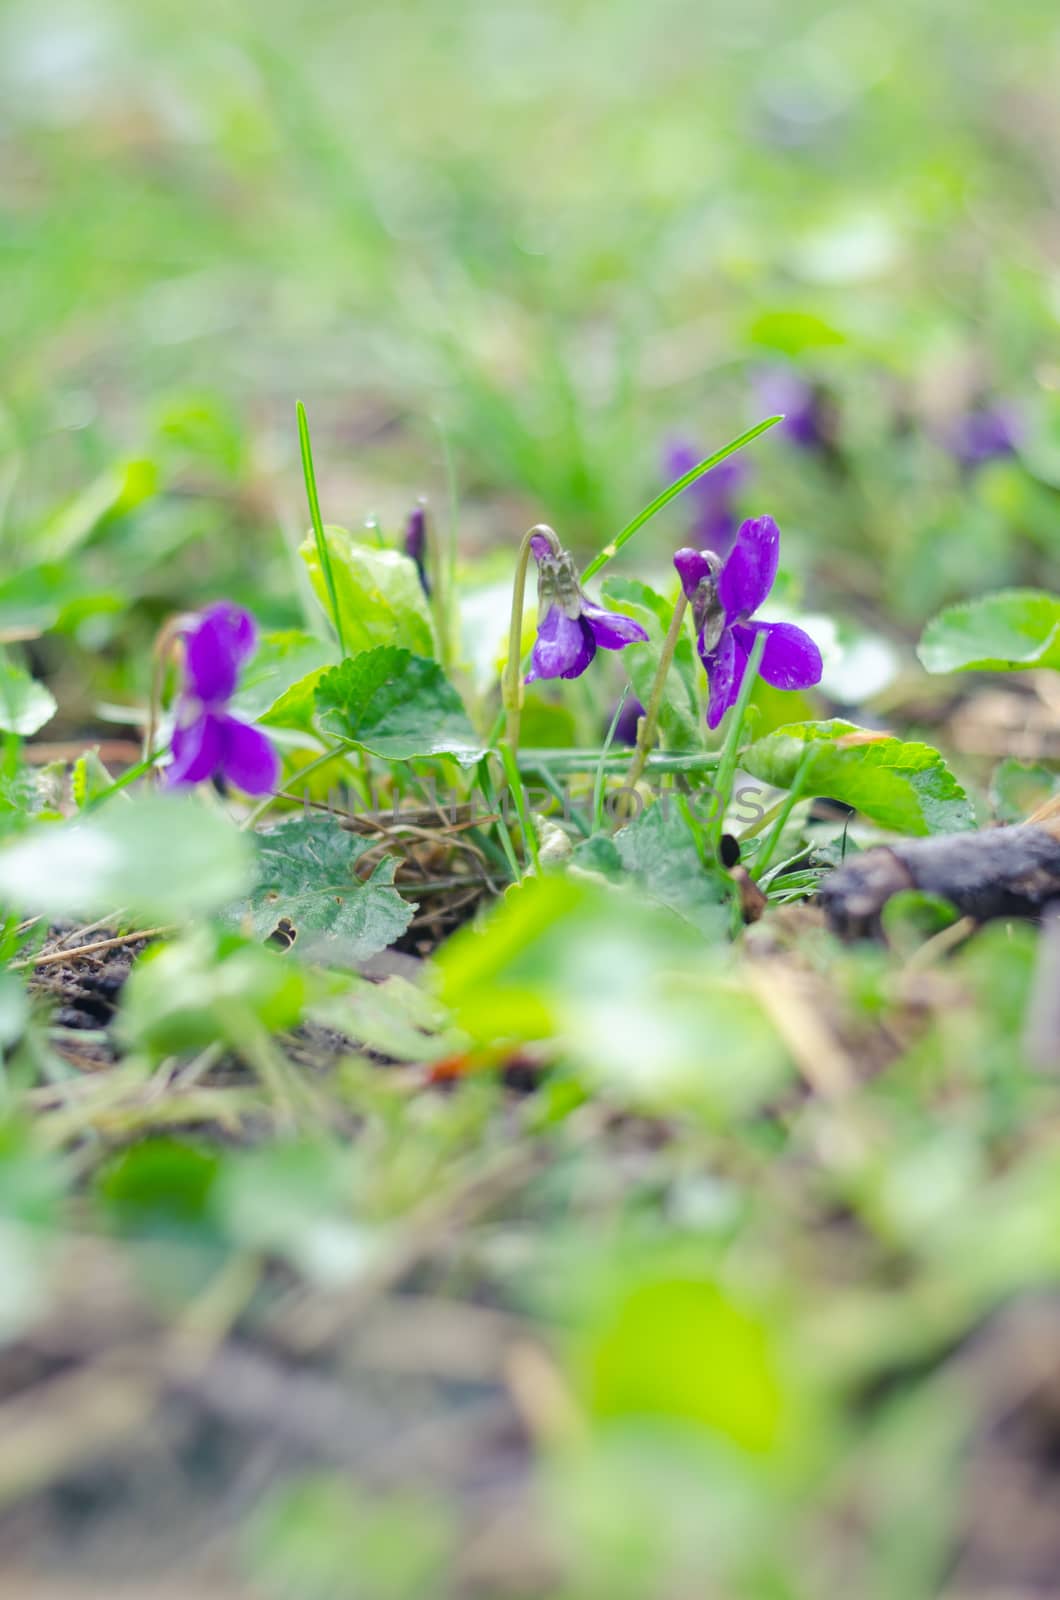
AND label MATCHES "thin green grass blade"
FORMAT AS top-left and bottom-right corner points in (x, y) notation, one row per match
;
(296, 400), (346, 658)
(580, 414), (782, 583)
